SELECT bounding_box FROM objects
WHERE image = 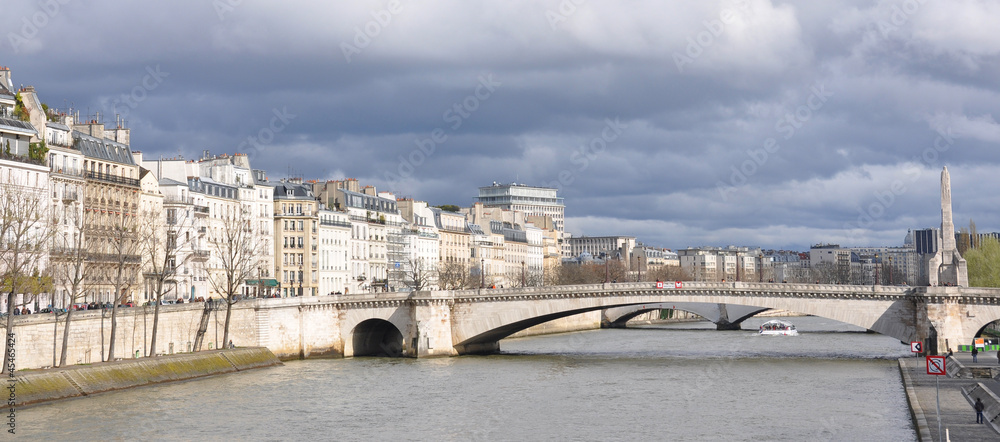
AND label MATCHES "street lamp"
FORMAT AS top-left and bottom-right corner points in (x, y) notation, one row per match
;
(758, 254), (763, 283)
(873, 254), (879, 287)
(521, 260), (526, 287)
(481, 257), (485, 289)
